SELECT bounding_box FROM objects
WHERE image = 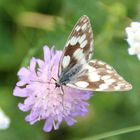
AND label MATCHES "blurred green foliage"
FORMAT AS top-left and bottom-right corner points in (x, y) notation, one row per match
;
(0, 0), (140, 140)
